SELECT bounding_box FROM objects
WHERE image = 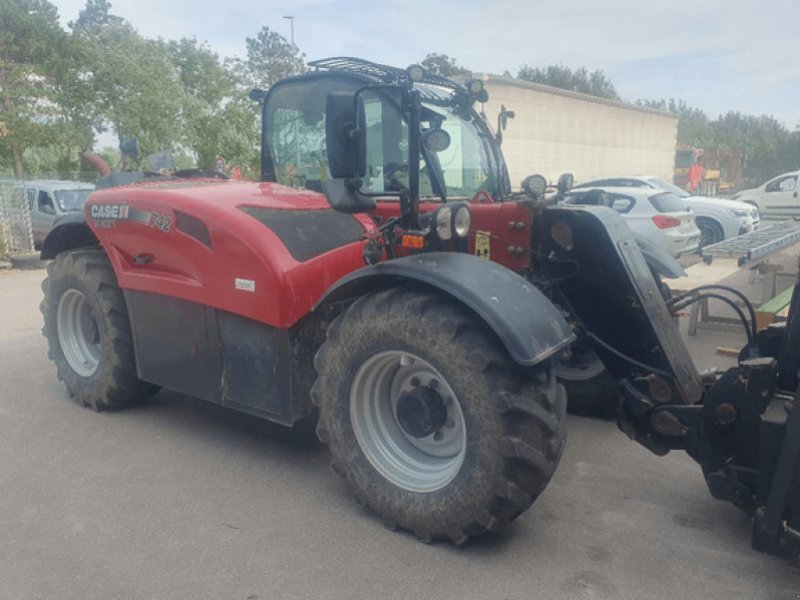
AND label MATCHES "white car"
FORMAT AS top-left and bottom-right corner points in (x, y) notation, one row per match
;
(562, 186), (701, 258)
(24, 180), (95, 248)
(733, 170), (800, 216)
(573, 175), (760, 247)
